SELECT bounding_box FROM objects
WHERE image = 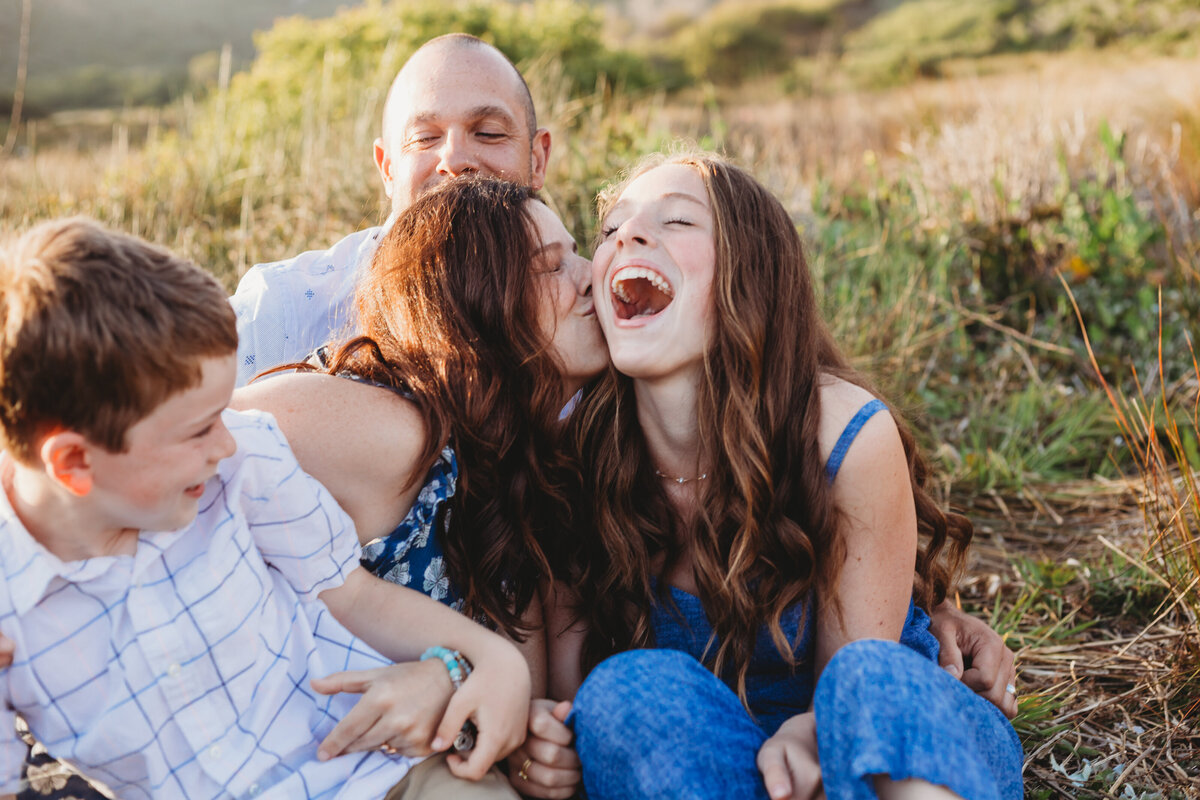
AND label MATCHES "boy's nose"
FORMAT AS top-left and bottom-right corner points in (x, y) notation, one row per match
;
(213, 422), (237, 461)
